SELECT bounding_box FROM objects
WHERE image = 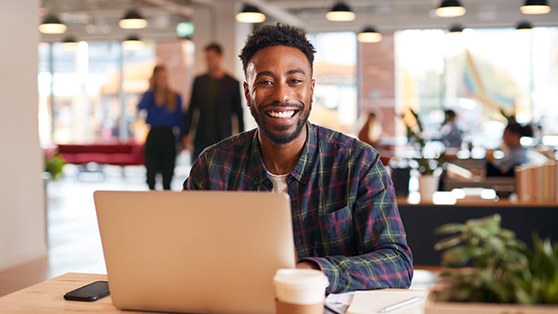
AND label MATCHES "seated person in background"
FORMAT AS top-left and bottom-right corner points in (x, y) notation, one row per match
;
(438, 109), (463, 149)
(358, 111), (383, 147)
(486, 122), (533, 177)
(183, 23), (413, 294)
